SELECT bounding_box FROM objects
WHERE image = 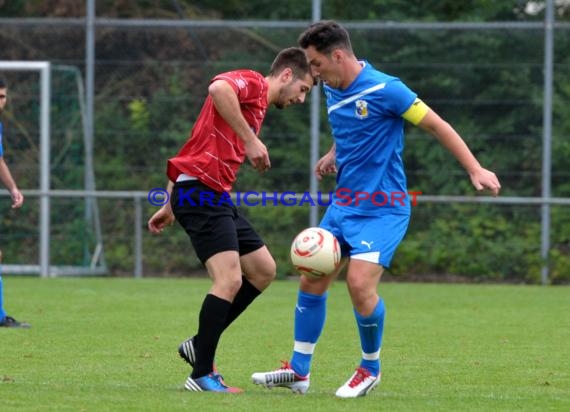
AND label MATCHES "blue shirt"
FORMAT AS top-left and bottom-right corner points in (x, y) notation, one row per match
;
(0, 120), (4, 157)
(325, 61), (417, 215)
